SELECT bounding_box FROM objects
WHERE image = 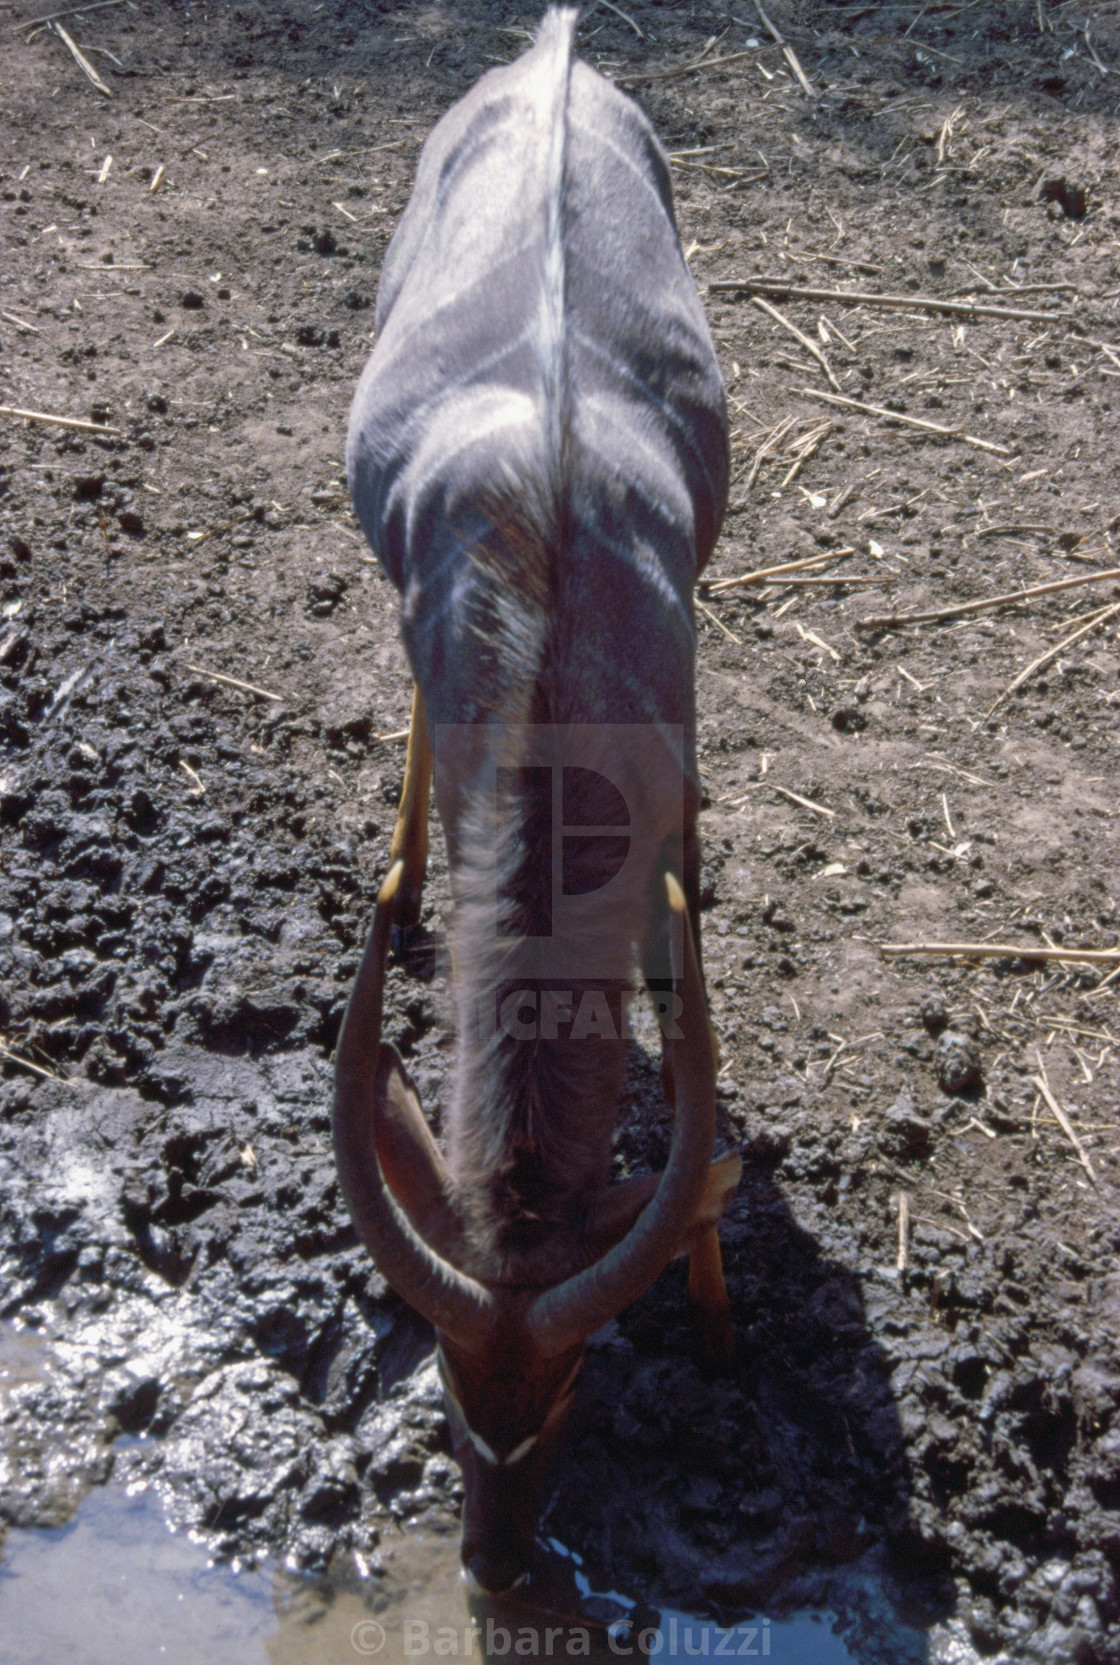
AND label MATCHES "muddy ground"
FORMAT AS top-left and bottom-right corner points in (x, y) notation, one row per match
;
(2, 0), (1120, 1660)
